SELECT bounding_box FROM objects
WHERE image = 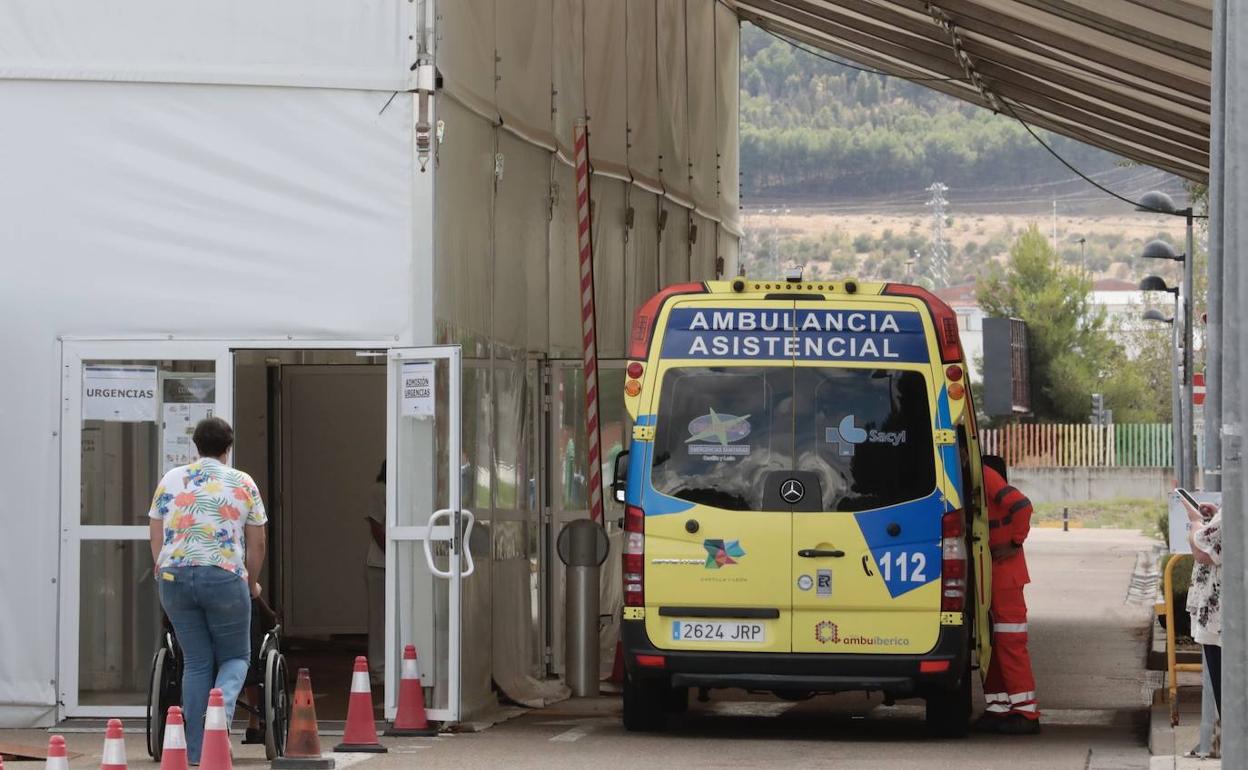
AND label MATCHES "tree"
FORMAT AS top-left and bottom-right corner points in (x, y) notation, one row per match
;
(976, 225), (1164, 422)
